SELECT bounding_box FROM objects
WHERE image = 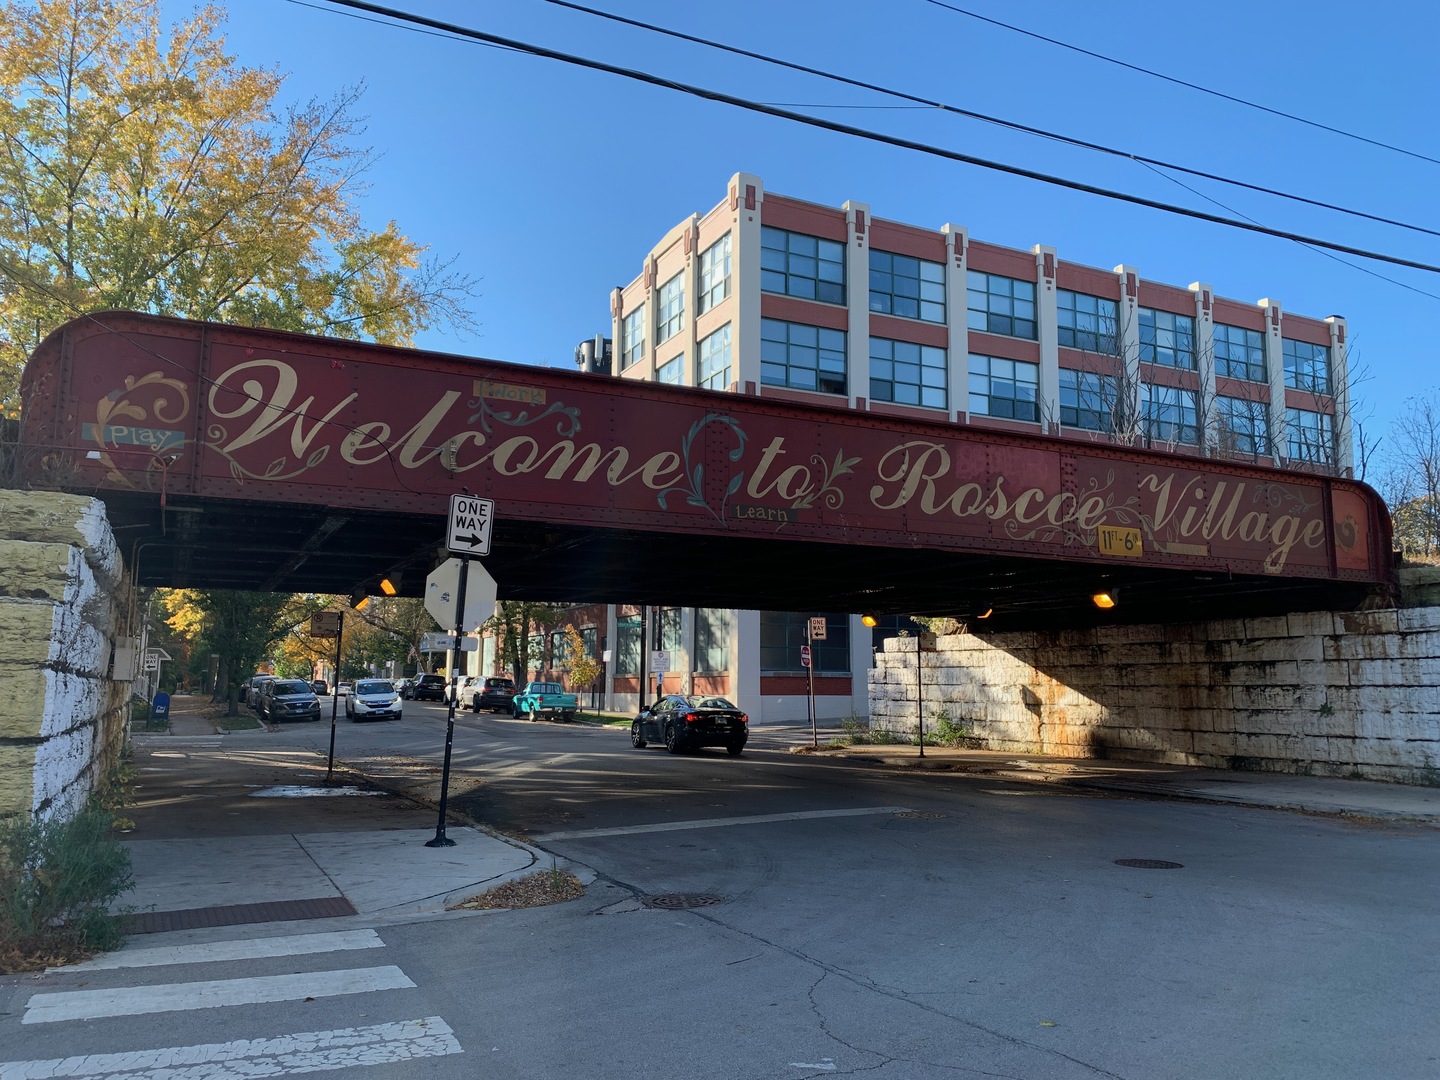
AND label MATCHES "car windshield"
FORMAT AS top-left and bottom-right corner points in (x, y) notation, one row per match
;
(273, 681), (311, 695)
(486, 678), (513, 688)
(688, 696), (737, 710)
(355, 681), (393, 695)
